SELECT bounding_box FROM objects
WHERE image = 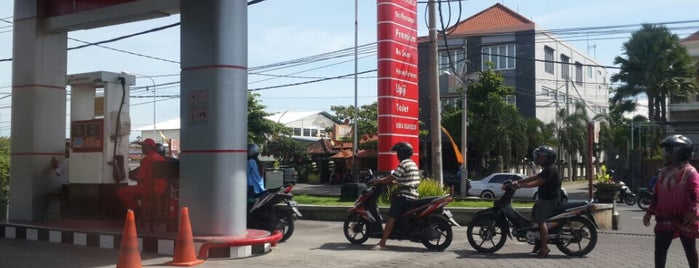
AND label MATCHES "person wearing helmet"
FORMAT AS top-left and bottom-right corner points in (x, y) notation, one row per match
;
(643, 134), (699, 268)
(371, 142), (420, 250)
(117, 138), (167, 214)
(247, 143), (265, 200)
(507, 145), (561, 257)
